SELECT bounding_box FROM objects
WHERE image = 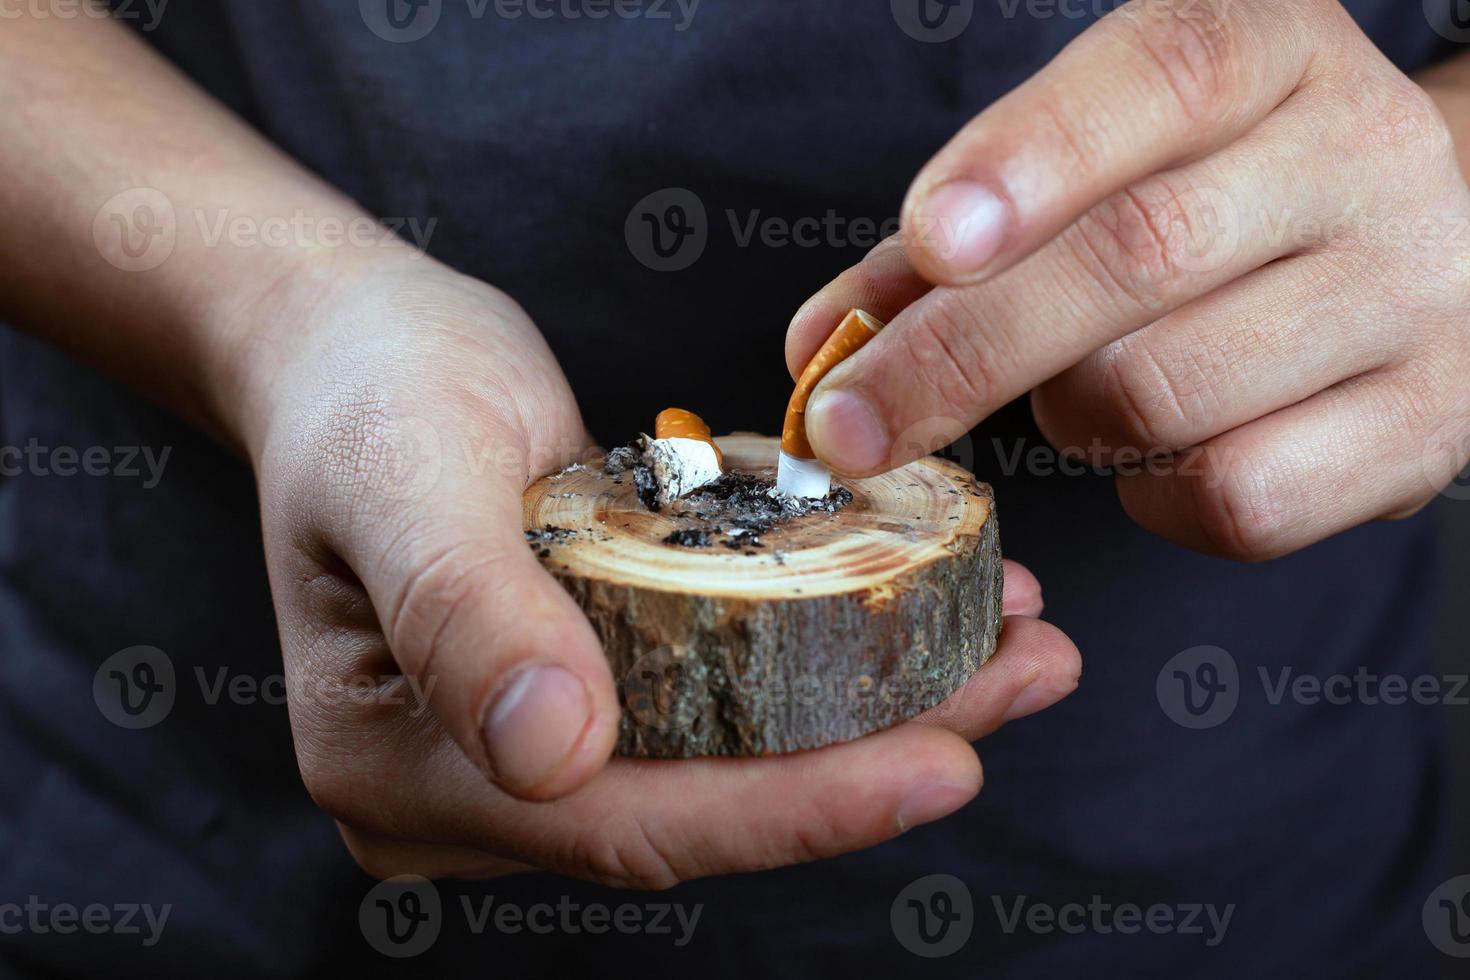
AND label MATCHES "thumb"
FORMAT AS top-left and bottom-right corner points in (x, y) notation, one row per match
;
(360, 470), (619, 801)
